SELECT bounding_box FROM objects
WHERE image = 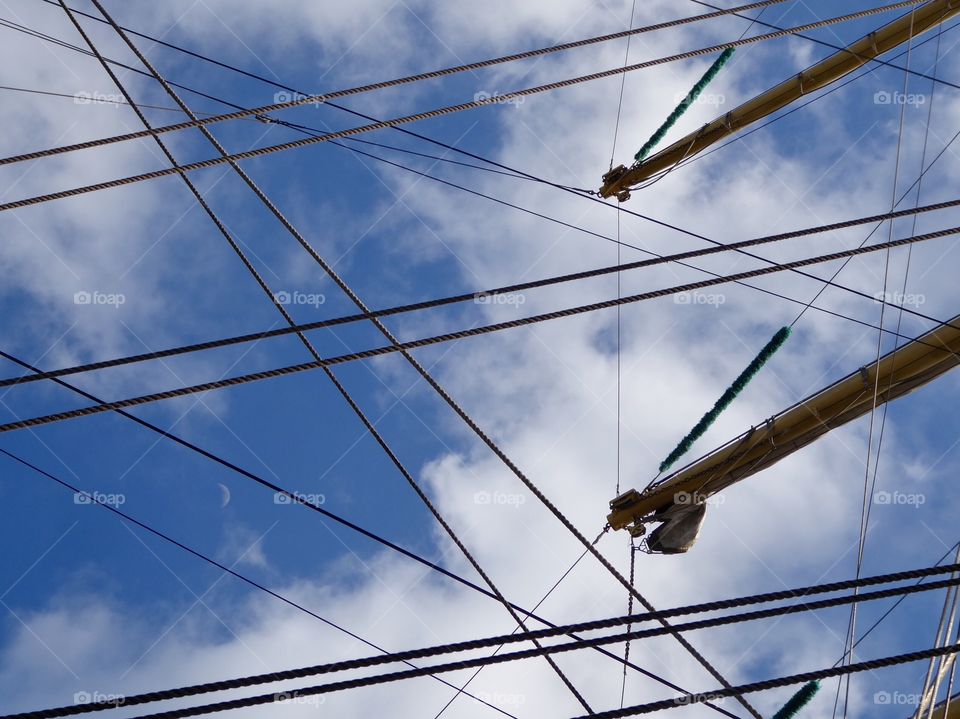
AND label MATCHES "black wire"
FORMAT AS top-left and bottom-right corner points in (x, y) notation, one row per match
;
(9, 562), (960, 719)
(6, 6), (959, 353)
(0, 447), (520, 719)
